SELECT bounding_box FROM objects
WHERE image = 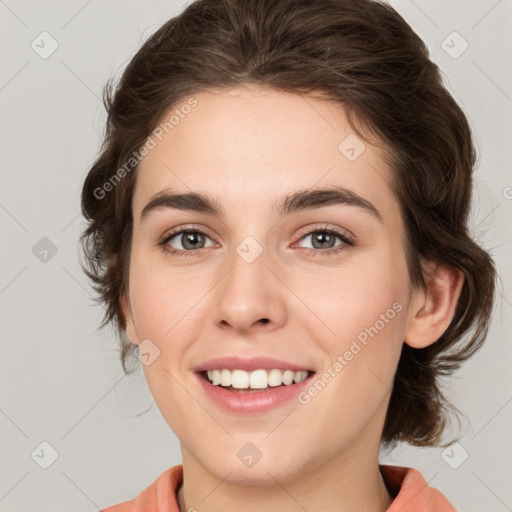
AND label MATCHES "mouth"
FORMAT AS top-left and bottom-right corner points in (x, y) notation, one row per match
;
(198, 368), (314, 393)
(192, 355), (317, 412)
